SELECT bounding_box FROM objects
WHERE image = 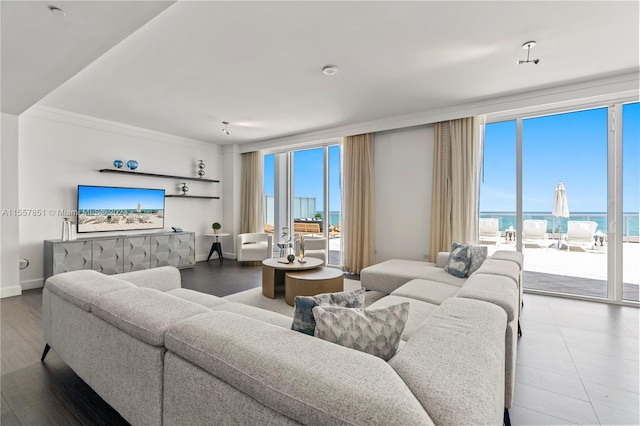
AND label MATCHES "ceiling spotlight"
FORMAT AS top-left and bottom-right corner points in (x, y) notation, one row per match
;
(322, 65), (339, 76)
(516, 41), (540, 65)
(48, 5), (67, 16)
(222, 121), (230, 135)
